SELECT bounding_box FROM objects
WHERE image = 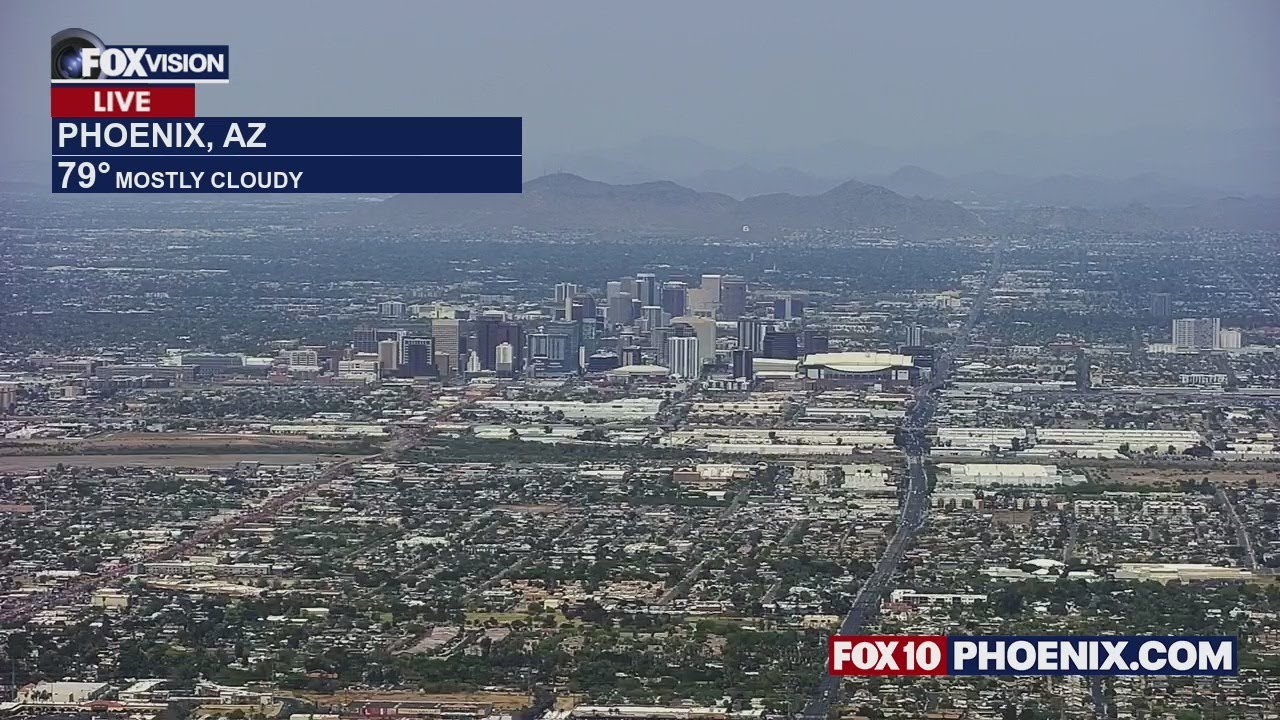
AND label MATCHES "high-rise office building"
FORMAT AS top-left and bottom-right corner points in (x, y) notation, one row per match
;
(570, 294), (596, 322)
(773, 295), (805, 320)
(547, 320), (582, 363)
(0, 383), (16, 413)
(495, 342), (515, 376)
(378, 300), (406, 319)
(527, 332), (571, 374)
(498, 321), (524, 373)
(762, 330), (799, 360)
(580, 317), (600, 357)
(473, 319), (501, 372)
(686, 287), (716, 316)
(586, 352), (620, 373)
(1151, 292), (1172, 319)
(731, 348), (754, 381)
(607, 291), (633, 325)
(700, 274), (722, 301)
(284, 349), (319, 367)
(554, 282), (579, 306)
(353, 325), (379, 354)
(906, 324), (924, 347)
(1172, 317), (1220, 350)
(635, 273), (658, 307)
(661, 281), (688, 318)
(620, 346), (644, 367)
(378, 339), (401, 372)
(617, 333), (636, 355)
(801, 330), (829, 355)
(375, 328), (405, 346)
(549, 284), (576, 319)
(434, 352), (453, 380)
(650, 326), (674, 363)
(737, 317), (767, 353)
(402, 336), (435, 377)
(673, 316), (717, 365)
(431, 318), (465, 371)
(719, 275), (747, 319)
(641, 305), (665, 331)
(667, 336), (701, 379)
